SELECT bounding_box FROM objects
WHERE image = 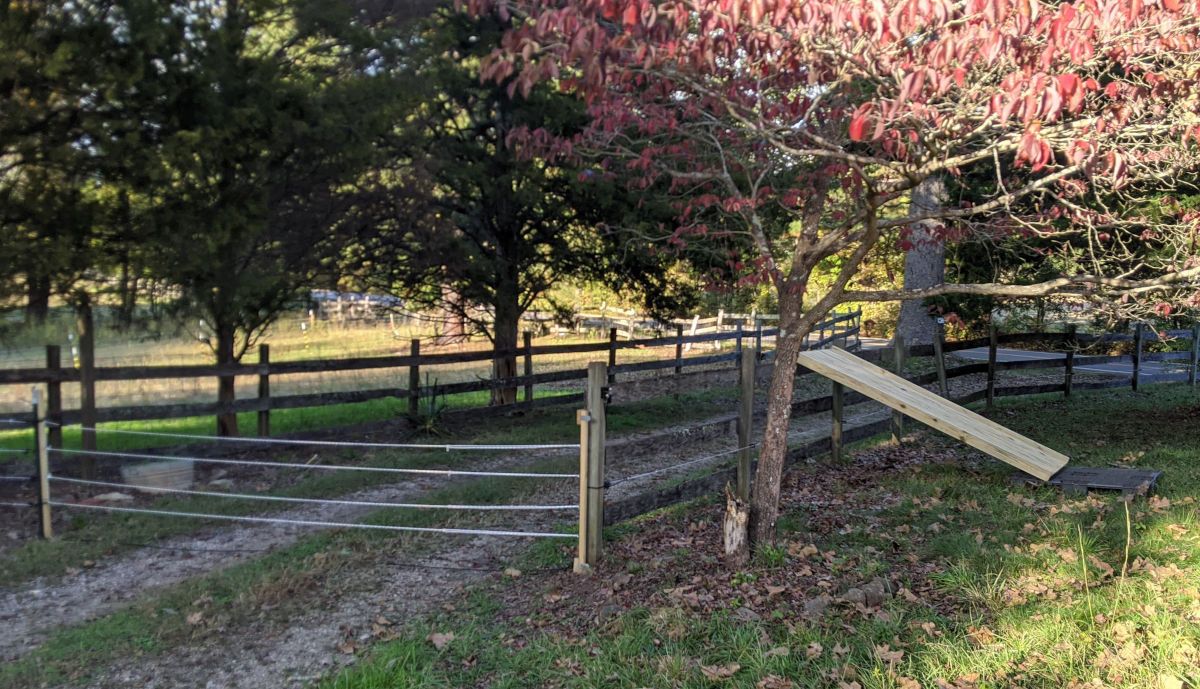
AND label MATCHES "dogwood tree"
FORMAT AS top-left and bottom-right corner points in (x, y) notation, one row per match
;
(470, 0), (1200, 545)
